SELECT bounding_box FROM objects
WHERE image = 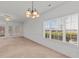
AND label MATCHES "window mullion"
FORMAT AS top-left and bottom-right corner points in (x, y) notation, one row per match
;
(62, 17), (66, 42)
